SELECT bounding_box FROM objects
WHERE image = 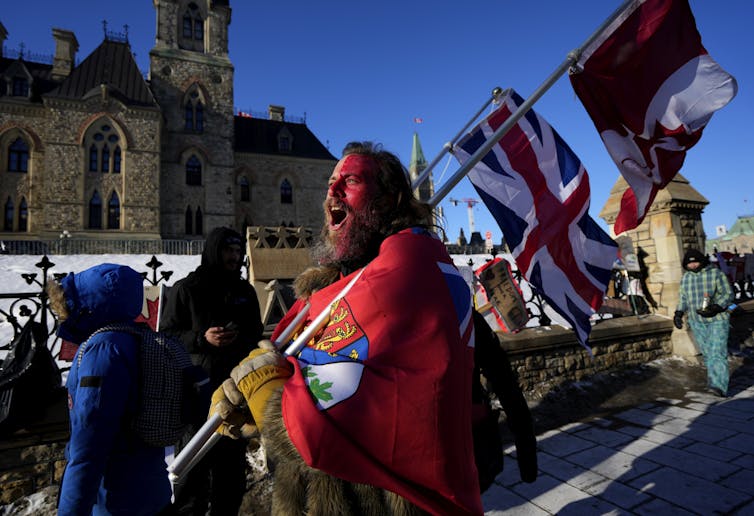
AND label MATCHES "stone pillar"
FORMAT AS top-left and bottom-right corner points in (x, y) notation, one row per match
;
(600, 174), (708, 359)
